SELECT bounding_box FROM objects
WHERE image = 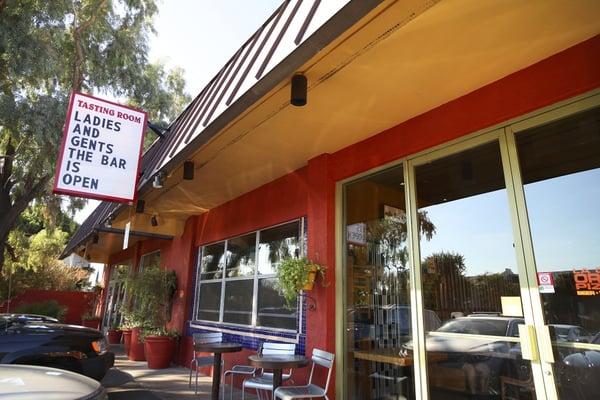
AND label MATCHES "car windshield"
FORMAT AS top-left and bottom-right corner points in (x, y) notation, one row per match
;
(437, 319), (509, 336)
